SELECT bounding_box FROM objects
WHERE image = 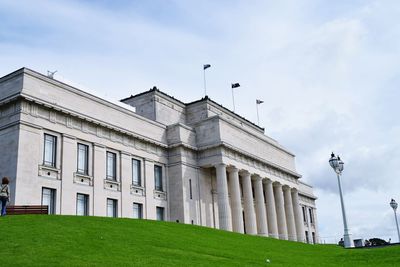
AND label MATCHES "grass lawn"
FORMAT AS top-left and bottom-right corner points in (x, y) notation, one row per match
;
(0, 215), (399, 266)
